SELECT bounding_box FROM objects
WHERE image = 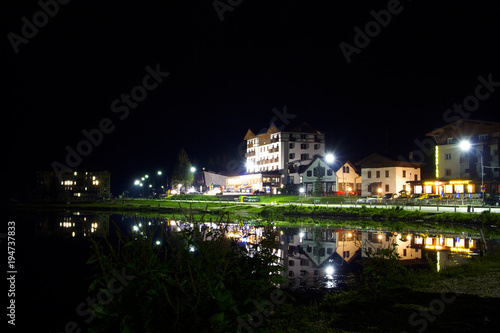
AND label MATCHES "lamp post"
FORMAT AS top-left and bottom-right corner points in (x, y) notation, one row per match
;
(326, 153), (344, 196)
(459, 140), (484, 202)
